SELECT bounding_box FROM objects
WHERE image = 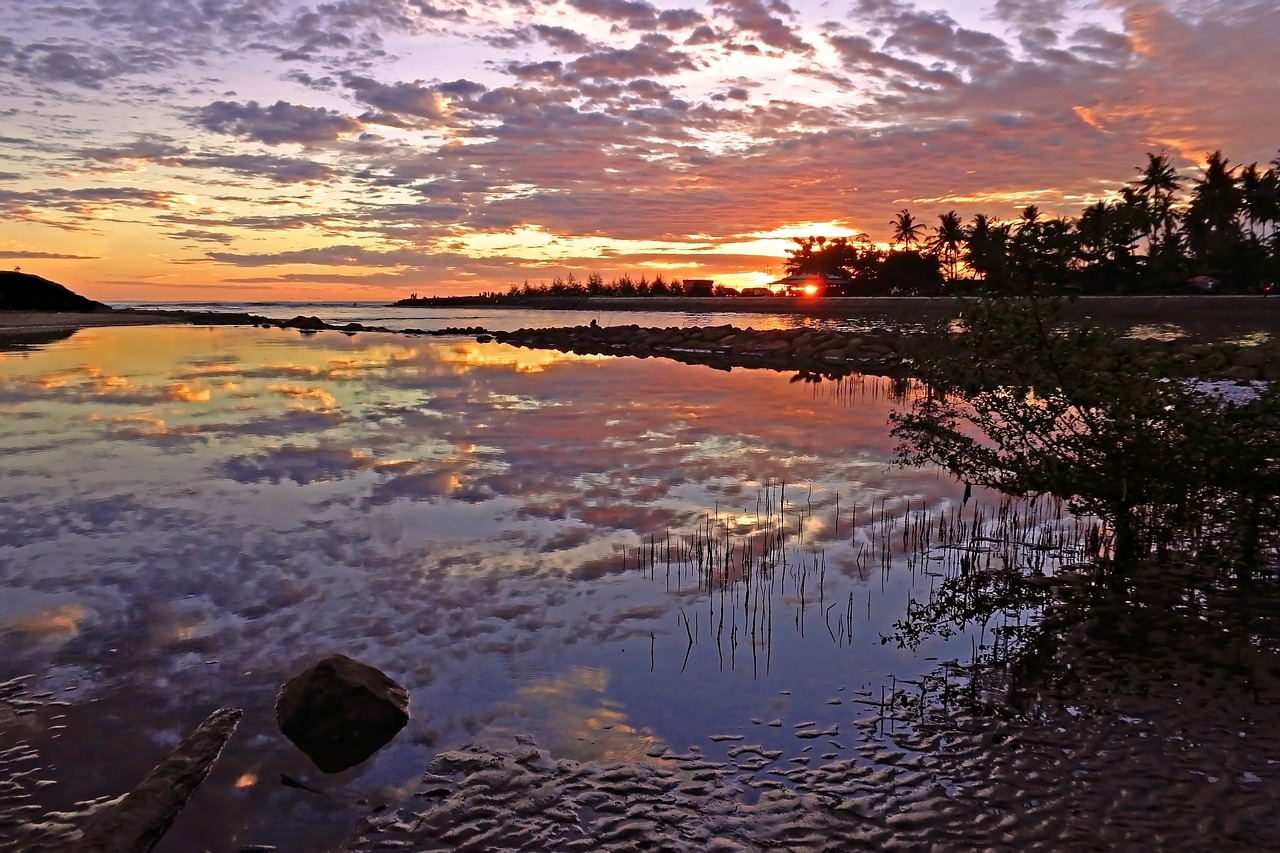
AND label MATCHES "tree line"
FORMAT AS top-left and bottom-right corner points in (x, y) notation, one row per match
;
(475, 271), (737, 301)
(787, 149), (1280, 295)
